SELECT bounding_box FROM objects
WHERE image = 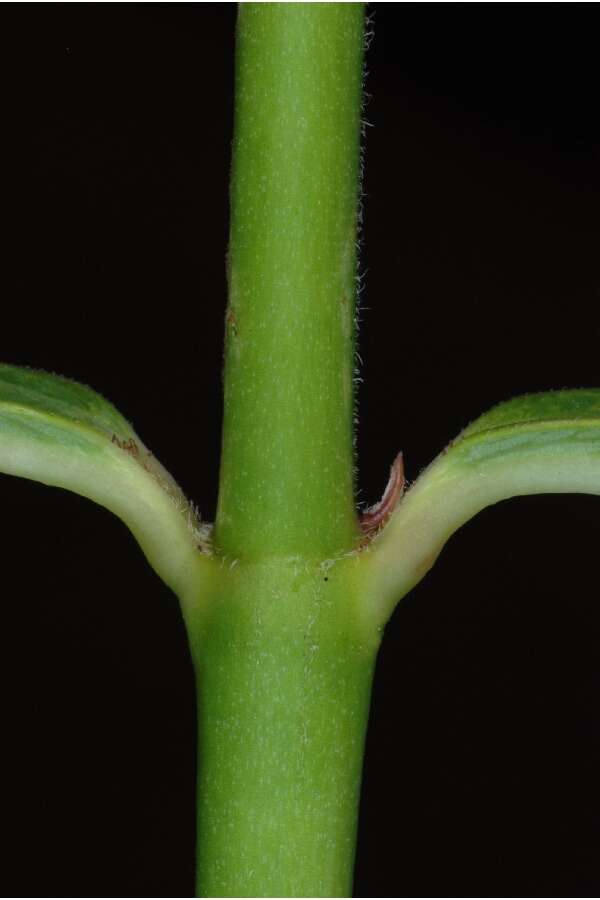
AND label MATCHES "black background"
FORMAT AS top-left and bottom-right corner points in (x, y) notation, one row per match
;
(2, 4), (600, 897)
